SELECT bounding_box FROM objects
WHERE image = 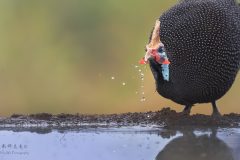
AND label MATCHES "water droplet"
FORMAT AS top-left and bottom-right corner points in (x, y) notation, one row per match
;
(135, 65), (139, 68)
(142, 92), (145, 95)
(111, 76), (115, 80)
(140, 73), (144, 76)
(138, 69), (142, 72)
(122, 82), (126, 86)
(140, 97), (146, 102)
